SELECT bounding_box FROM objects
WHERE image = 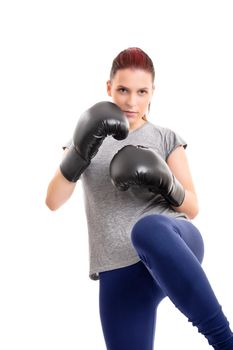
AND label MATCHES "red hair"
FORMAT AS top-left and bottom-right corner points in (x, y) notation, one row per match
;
(109, 47), (155, 121)
(110, 47), (155, 83)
